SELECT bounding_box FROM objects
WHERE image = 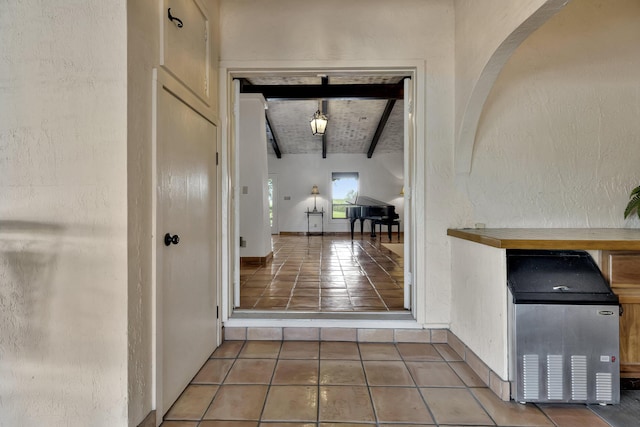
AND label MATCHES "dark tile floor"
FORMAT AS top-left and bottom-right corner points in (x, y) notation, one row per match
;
(239, 235), (405, 312)
(160, 340), (623, 427)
